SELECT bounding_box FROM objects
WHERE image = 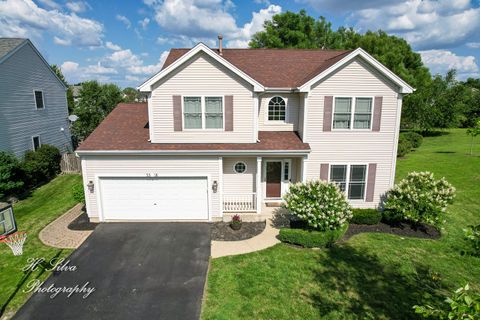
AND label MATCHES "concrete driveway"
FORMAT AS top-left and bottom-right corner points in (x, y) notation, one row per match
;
(14, 223), (211, 320)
